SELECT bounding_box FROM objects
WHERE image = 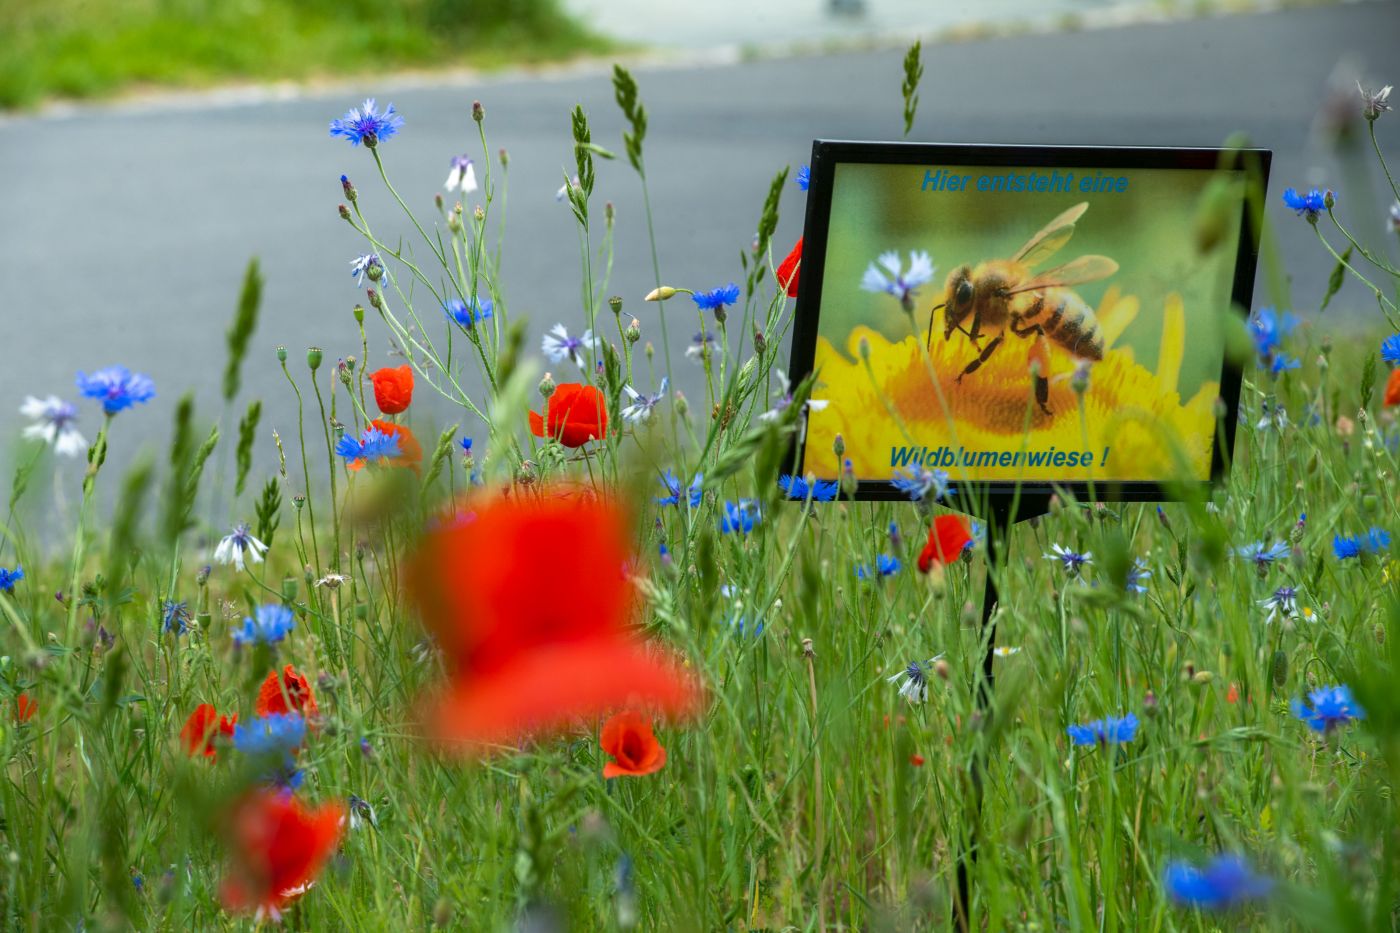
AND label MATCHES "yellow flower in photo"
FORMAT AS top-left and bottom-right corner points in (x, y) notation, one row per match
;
(804, 288), (1219, 483)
